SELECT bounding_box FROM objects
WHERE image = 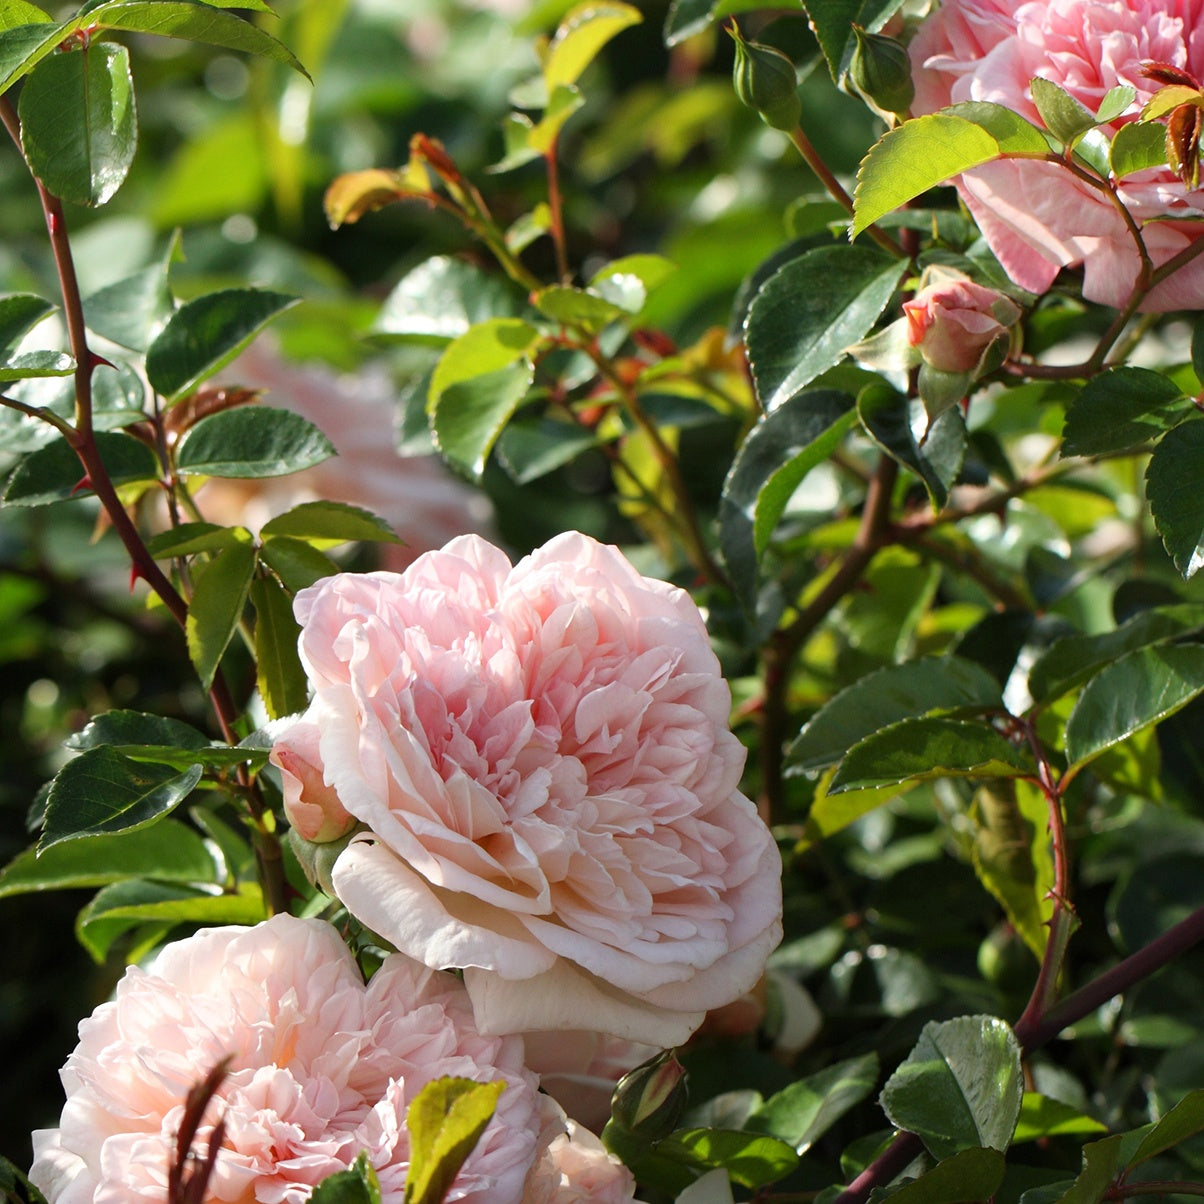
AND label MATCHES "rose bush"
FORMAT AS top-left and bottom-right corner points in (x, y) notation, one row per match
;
(276, 532), (783, 1048)
(909, 0), (1204, 311)
(28, 915), (594, 1204)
